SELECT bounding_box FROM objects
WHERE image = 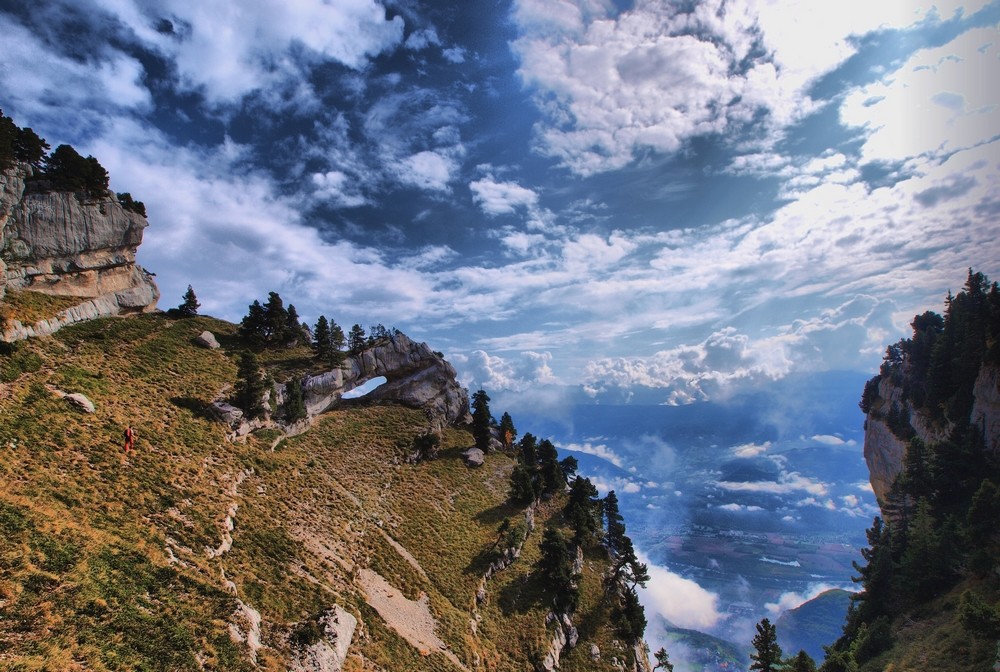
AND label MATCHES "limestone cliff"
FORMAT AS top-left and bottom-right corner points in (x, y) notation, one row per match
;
(0, 163), (158, 340)
(863, 364), (1000, 504)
